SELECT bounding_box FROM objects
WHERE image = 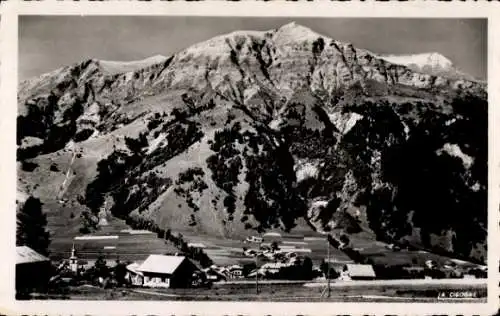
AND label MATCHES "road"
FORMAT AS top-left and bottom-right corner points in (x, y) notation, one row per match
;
(303, 278), (487, 287)
(214, 278), (486, 287)
(215, 279), (307, 285)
